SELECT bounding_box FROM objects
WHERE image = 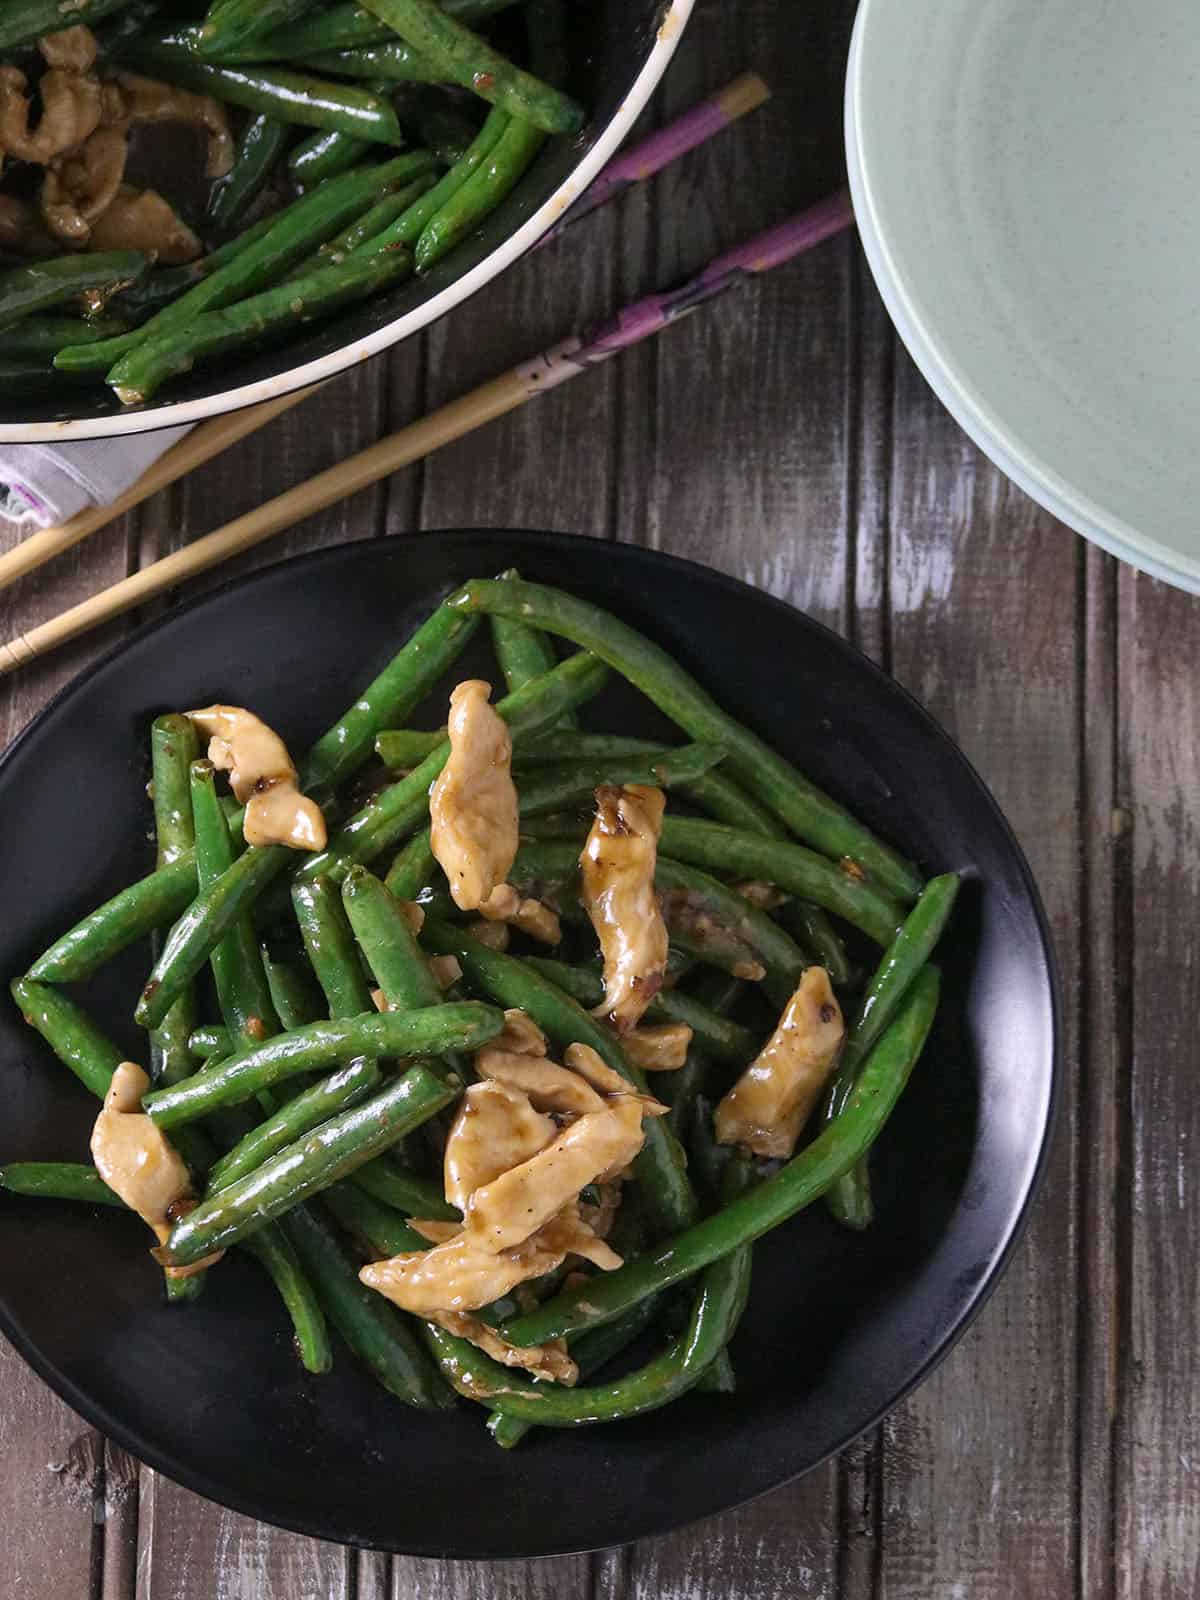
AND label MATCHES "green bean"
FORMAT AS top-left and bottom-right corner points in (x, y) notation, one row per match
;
(522, 957), (756, 1066)
(376, 729), (444, 767)
(422, 920), (697, 1239)
(207, 1058), (382, 1192)
(239, 1223), (332, 1372)
(122, 43), (406, 144)
(0, 1162), (122, 1207)
(305, 175), (437, 265)
(110, 215), (280, 324)
(302, 600), (479, 795)
(660, 818), (904, 948)
(501, 968), (941, 1347)
(659, 974), (745, 1138)
(349, 1155), (457, 1221)
(447, 579), (924, 901)
(216, 0), (520, 61)
(412, 102), (479, 164)
(351, 104), (508, 255)
(357, 0), (583, 134)
(11, 978), (123, 1100)
(779, 901), (852, 988)
(297, 650), (609, 887)
(159, 1061), (454, 1263)
(288, 127), (374, 188)
(0, 253), (146, 332)
(302, 42), (445, 82)
(58, 155), (431, 375)
(281, 1202), (452, 1408)
(823, 873), (959, 1229)
(292, 878), (376, 1018)
(415, 110), (544, 269)
(517, 742), (728, 817)
(198, 0), (325, 58)
(384, 831), (437, 897)
(29, 855), (195, 983)
(112, 245), (416, 404)
(142, 1002), (501, 1127)
(208, 114), (291, 230)
(92, 0), (164, 52)
(0, 317), (125, 357)
(0, 0), (134, 54)
(191, 761), (282, 1046)
(261, 953), (325, 1030)
(149, 716), (200, 1086)
(341, 866), (442, 1010)
(188, 1025), (233, 1060)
